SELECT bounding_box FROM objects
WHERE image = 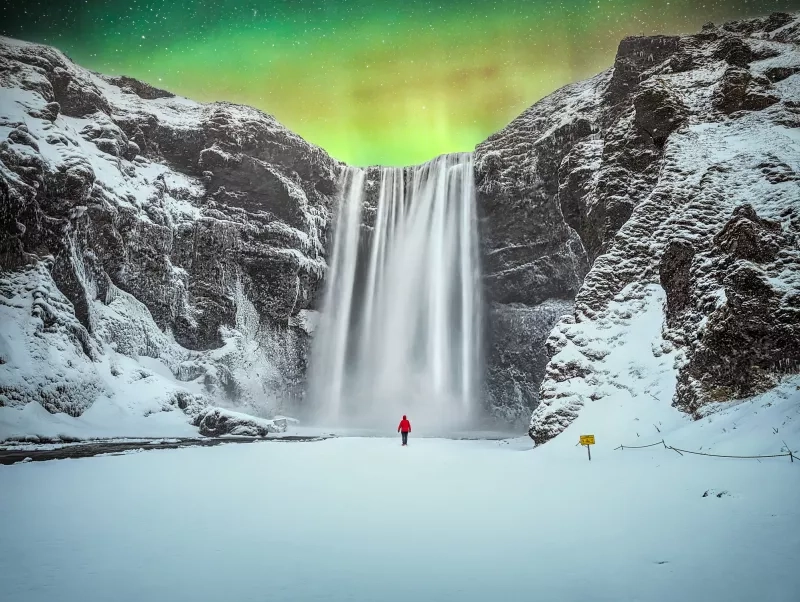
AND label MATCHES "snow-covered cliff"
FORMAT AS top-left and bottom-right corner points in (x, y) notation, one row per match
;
(510, 13), (800, 443)
(0, 36), (339, 440)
